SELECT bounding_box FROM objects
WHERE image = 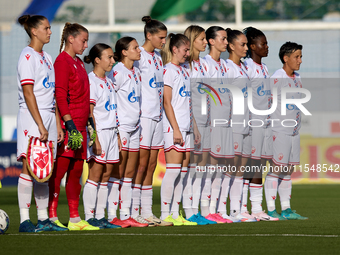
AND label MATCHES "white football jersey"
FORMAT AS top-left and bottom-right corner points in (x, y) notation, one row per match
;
(88, 72), (118, 131)
(163, 62), (192, 133)
(108, 62), (141, 132)
(182, 58), (210, 127)
(17, 46), (55, 111)
(226, 59), (251, 135)
(134, 47), (163, 121)
(270, 68), (302, 136)
(204, 55), (232, 128)
(243, 58), (271, 127)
